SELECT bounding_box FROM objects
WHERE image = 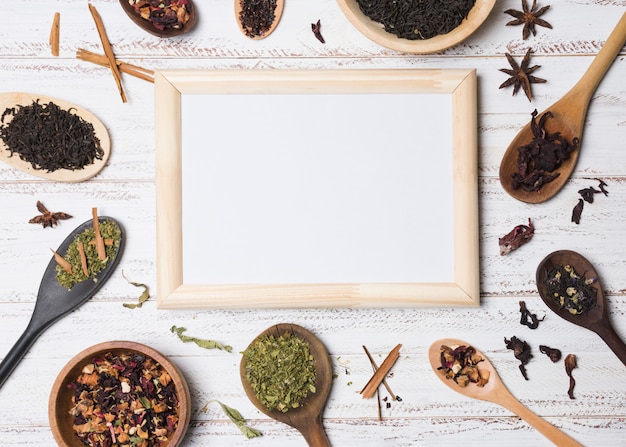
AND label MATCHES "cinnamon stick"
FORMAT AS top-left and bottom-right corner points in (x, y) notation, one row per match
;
(88, 3), (127, 102)
(92, 207), (106, 261)
(51, 248), (72, 274)
(49, 12), (60, 56)
(77, 242), (89, 277)
(363, 345), (398, 401)
(76, 48), (154, 83)
(360, 344), (402, 399)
